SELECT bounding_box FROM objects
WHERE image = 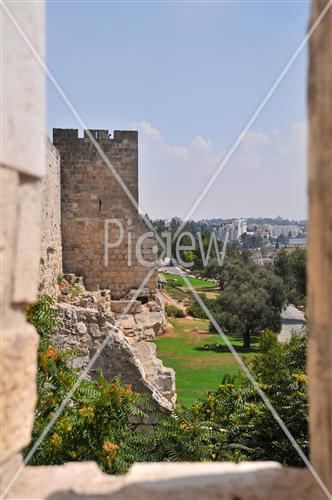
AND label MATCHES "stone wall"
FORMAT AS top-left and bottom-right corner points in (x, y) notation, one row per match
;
(308, 0), (332, 491)
(53, 129), (157, 298)
(0, 1), (45, 491)
(39, 138), (62, 297)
